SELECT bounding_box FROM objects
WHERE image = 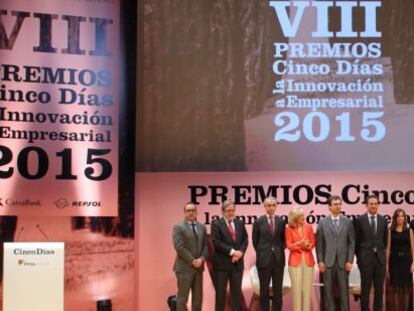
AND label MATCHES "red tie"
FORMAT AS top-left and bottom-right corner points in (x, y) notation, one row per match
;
(228, 220), (236, 241)
(269, 216), (275, 234)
